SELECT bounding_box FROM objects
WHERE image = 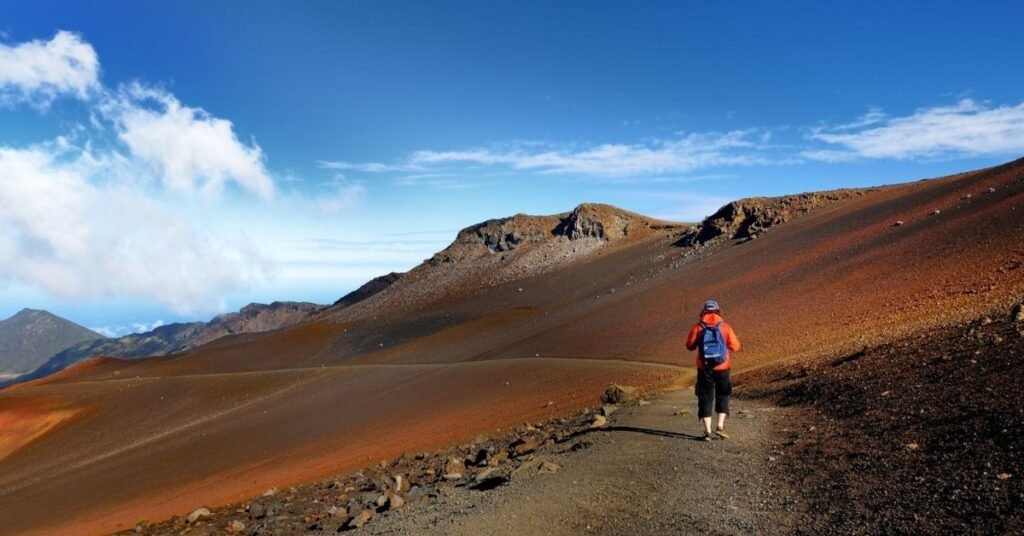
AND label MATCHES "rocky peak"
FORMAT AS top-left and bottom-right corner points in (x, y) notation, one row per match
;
(454, 214), (557, 254)
(678, 189), (871, 246)
(553, 203), (637, 241)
